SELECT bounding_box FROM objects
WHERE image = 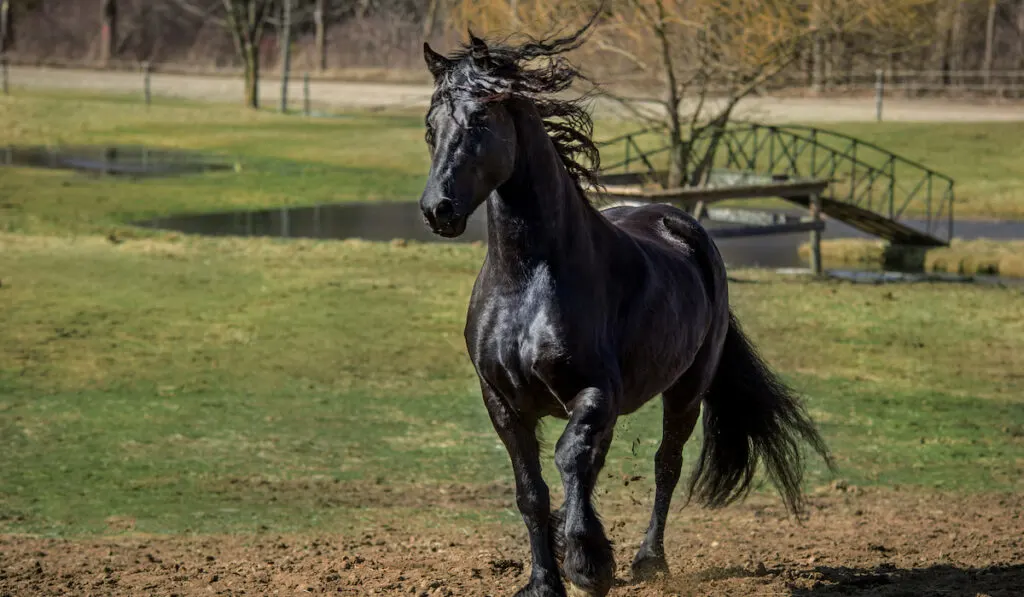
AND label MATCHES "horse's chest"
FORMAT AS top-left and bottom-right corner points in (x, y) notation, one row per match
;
(484, 306), (565, 383)
(471, 287), (569, 404)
